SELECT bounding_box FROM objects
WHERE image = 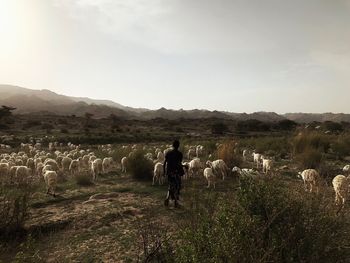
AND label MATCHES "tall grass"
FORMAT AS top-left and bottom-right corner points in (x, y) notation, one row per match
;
(292, 132), (330, 169)
(216, 140), (242, 168)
